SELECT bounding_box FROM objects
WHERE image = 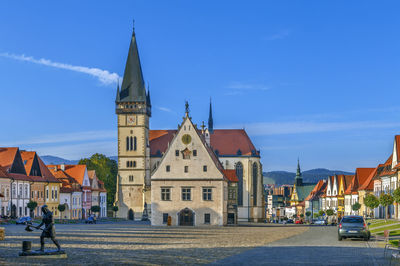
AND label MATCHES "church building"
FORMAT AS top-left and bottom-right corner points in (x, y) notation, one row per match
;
(114, 26), (264, 224)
